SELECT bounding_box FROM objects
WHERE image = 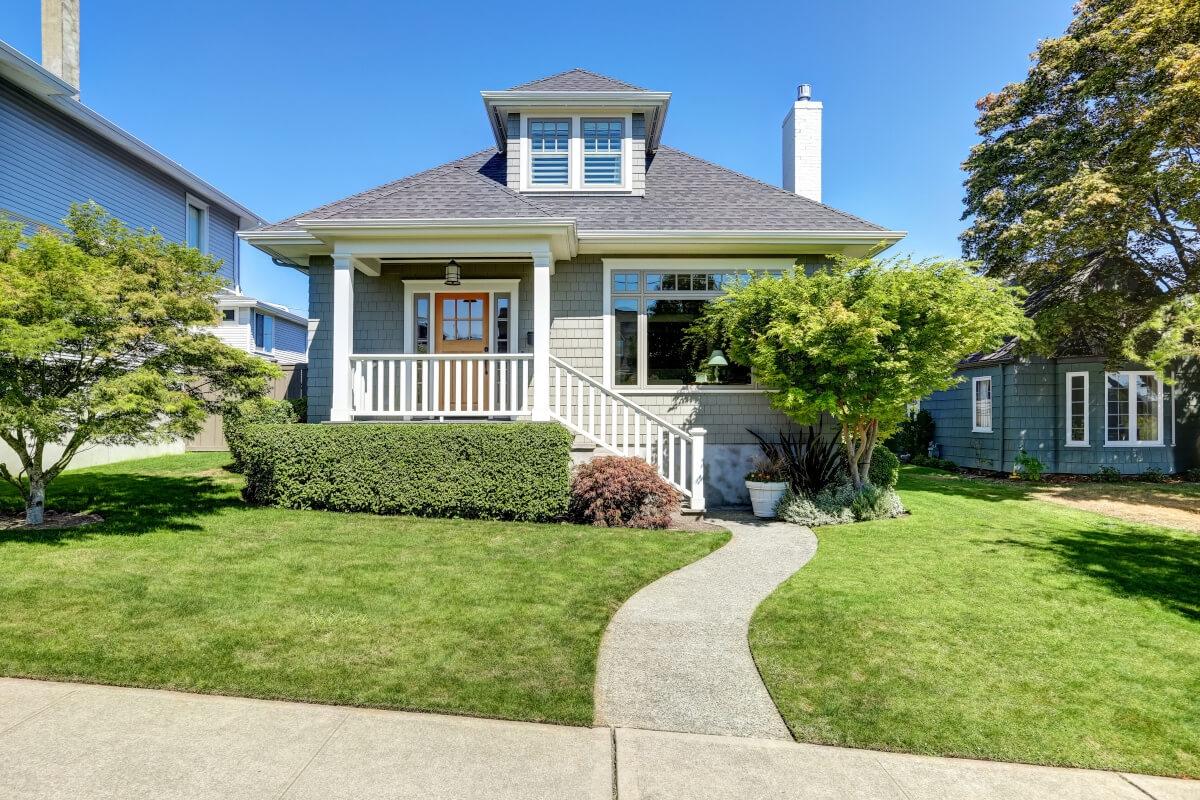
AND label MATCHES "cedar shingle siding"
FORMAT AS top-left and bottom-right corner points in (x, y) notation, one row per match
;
(924, 356), (1195, 475)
